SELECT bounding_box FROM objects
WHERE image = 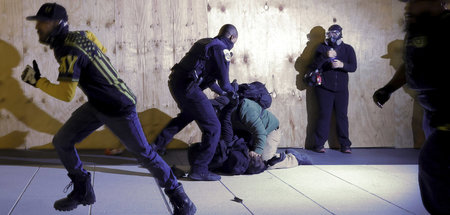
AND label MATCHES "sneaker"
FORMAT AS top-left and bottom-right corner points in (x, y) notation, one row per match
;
(189, 171), (221, 181)
(340, 147), (352, 154)
(285, 149), (313, 165)
(104, 148), (124, 156)
(313, 147), (326, 153)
